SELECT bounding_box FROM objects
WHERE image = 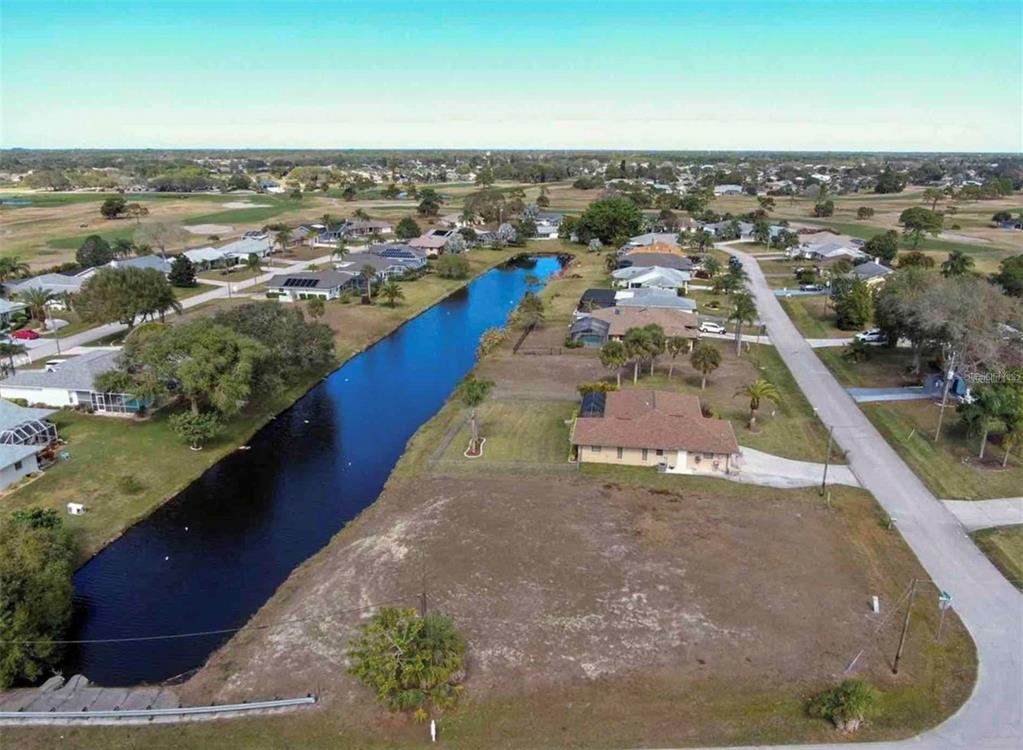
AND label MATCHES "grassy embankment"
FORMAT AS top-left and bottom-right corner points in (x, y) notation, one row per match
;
(972, 525), (1023, 591)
